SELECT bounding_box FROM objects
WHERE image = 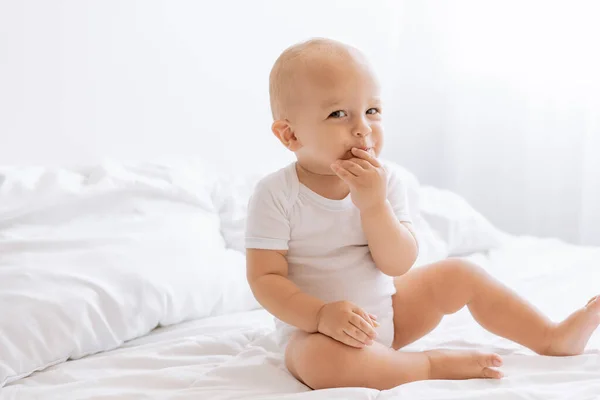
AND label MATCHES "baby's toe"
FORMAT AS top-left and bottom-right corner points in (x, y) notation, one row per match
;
(475, 353), (503, 379)
(492, 353), (503, 367)
(585, 295), (600, 311)
(481, 353), (503, 368)
(482, 367), (504, 379)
